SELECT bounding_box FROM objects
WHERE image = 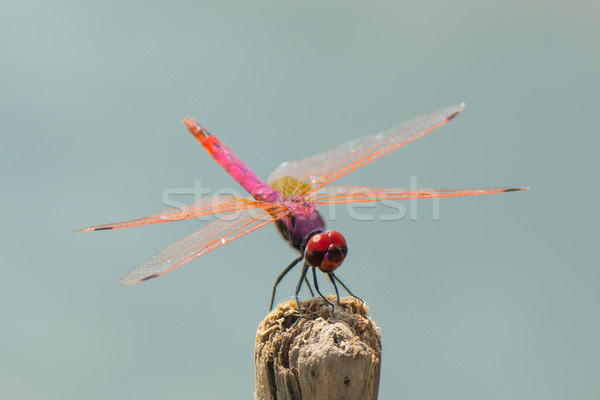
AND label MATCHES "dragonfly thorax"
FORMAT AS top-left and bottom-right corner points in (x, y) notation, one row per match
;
(270, 176), (311, 199)
(276, 198), (325, 252)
